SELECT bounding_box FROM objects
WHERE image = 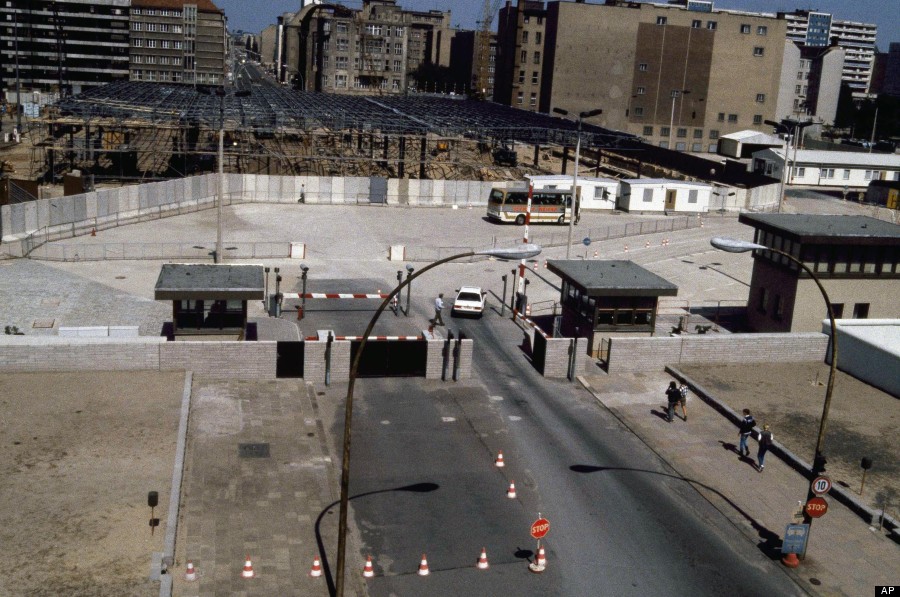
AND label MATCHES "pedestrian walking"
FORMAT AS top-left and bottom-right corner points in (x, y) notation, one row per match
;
(433, 293), (445, 326)
(738, 408), (756, 456)
(757, 424), (774, 472)
(665, 381), (681, 423)
(678, 383), (689, 421)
